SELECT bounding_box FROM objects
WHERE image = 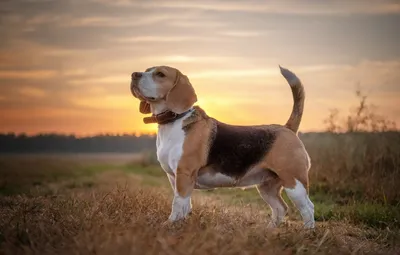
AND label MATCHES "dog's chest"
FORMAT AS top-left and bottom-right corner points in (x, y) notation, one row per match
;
(156, 119), (186, 175)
